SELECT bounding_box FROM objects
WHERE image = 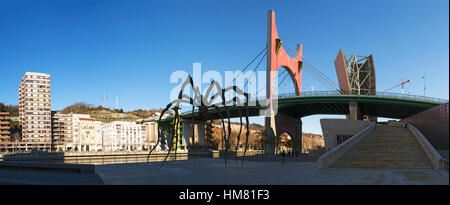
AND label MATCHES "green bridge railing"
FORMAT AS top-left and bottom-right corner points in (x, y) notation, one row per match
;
(178, 91), (448, 115)
(278, 91), (448, 104)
